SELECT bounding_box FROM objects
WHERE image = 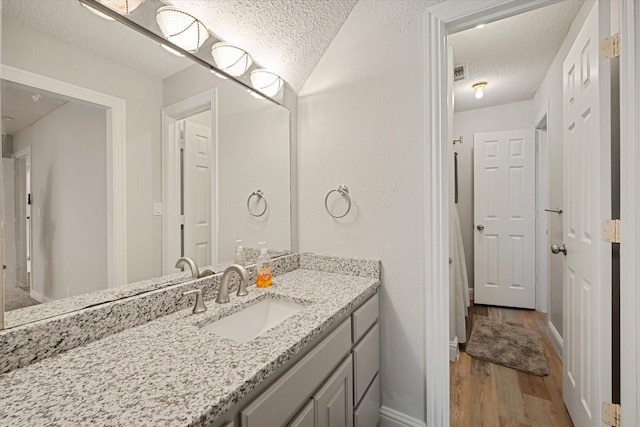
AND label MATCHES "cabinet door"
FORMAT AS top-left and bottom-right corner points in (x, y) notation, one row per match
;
(288, 400), (315, 427)
(314, 356), (353, 427)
